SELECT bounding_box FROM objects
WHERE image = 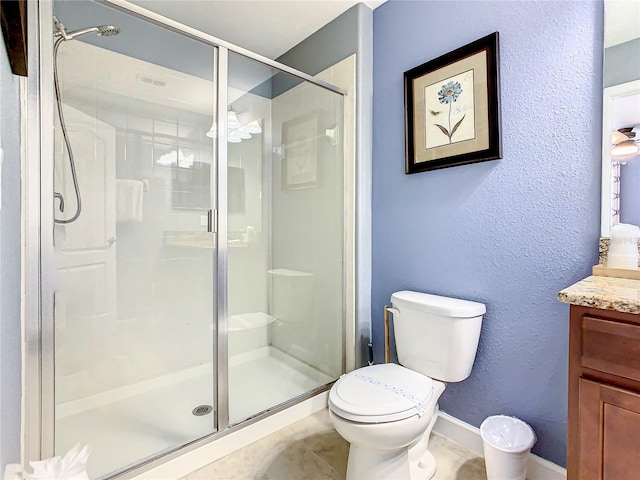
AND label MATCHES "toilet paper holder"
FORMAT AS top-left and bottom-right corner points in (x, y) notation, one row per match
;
(383, 305), (400, 364)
